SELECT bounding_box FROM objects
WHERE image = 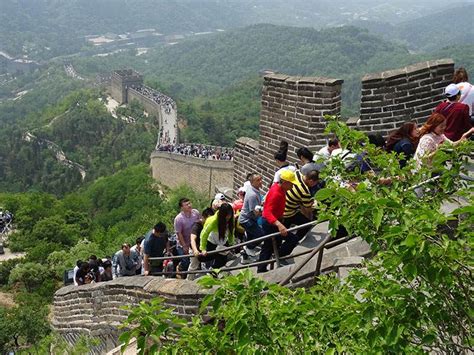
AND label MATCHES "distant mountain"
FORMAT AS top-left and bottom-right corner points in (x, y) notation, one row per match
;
(351, 3), (474, 52)
(140, 24), (411, 95)
(1, 0), (470, 60)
